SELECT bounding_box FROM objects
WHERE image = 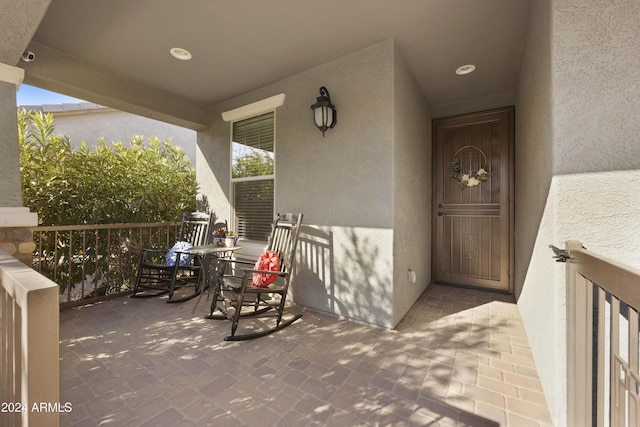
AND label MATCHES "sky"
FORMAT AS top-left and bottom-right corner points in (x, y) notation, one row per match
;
(16, 84), (84, 106)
